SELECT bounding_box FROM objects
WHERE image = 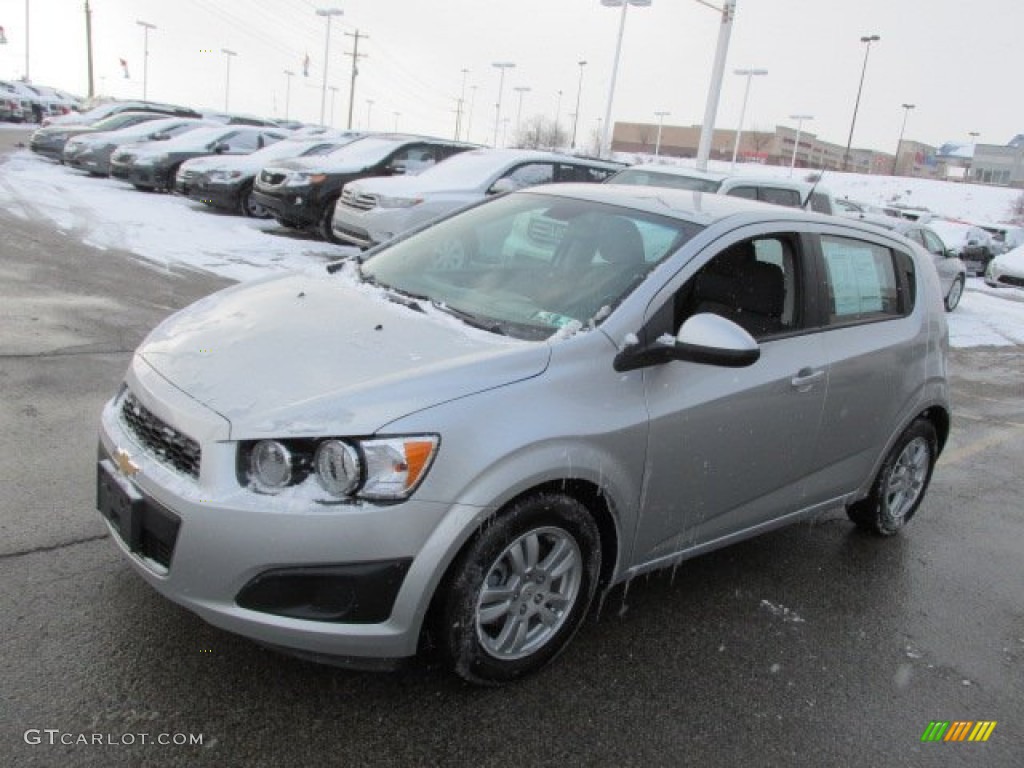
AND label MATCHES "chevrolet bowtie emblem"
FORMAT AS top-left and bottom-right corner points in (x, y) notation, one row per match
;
(114, 448), (140, 477)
